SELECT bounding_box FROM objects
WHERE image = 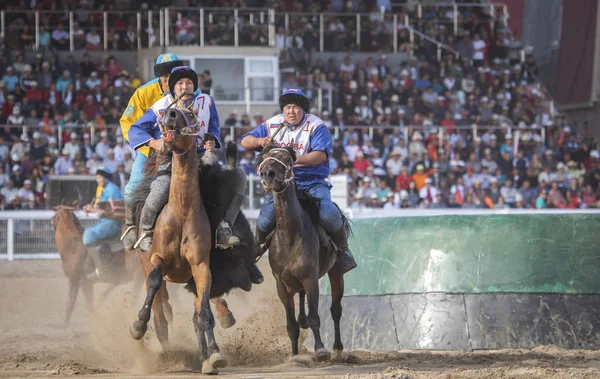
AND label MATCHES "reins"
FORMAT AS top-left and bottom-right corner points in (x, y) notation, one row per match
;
(257, 148), (295, 193)
(160, 96), (202, 156)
